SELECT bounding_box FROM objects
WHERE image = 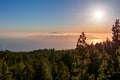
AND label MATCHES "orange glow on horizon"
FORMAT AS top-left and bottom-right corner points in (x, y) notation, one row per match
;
(91, 39), (103, 44)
